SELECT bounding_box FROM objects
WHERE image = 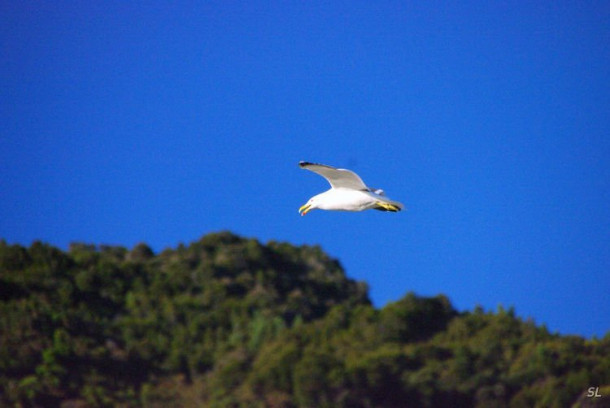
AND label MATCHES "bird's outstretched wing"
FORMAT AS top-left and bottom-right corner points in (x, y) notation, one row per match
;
(299, 161), (368, 190)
